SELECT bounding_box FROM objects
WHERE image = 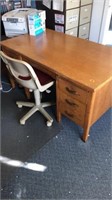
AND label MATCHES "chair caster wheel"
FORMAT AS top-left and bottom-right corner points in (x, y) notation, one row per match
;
(47, 121), (52, 127)
(20, 120), (25, 125)
(18, 104), (22, 108)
